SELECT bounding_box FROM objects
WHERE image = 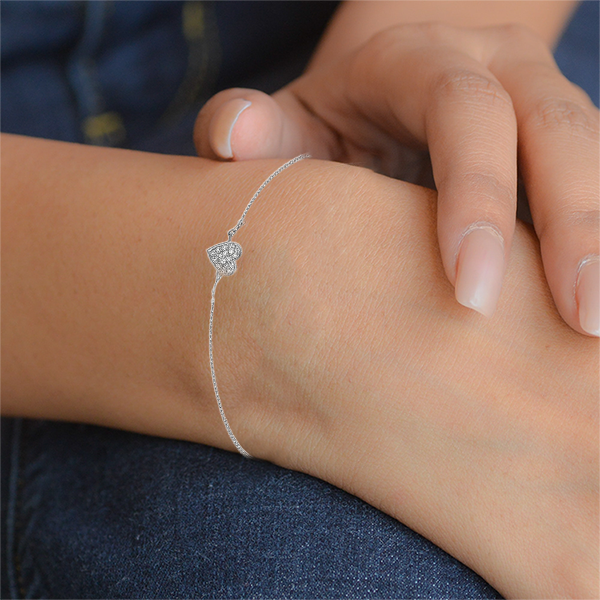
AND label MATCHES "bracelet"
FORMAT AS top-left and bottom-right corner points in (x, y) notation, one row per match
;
(207, 154), (311, 459)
